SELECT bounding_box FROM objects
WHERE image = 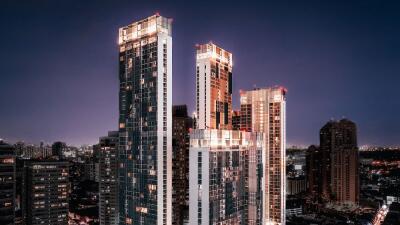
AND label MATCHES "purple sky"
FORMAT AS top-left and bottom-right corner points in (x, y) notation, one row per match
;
(1, 0), (400, 146)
